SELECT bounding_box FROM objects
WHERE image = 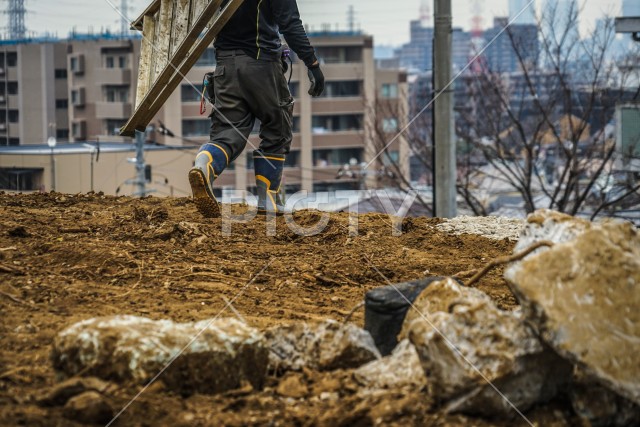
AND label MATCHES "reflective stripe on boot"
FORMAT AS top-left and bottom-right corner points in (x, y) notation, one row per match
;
(254, 150), (285, 215)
